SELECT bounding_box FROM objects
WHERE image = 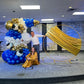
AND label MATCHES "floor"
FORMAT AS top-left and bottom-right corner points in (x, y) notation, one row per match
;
(55, 80), (84, 84)
(0, 52), (84, 79)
